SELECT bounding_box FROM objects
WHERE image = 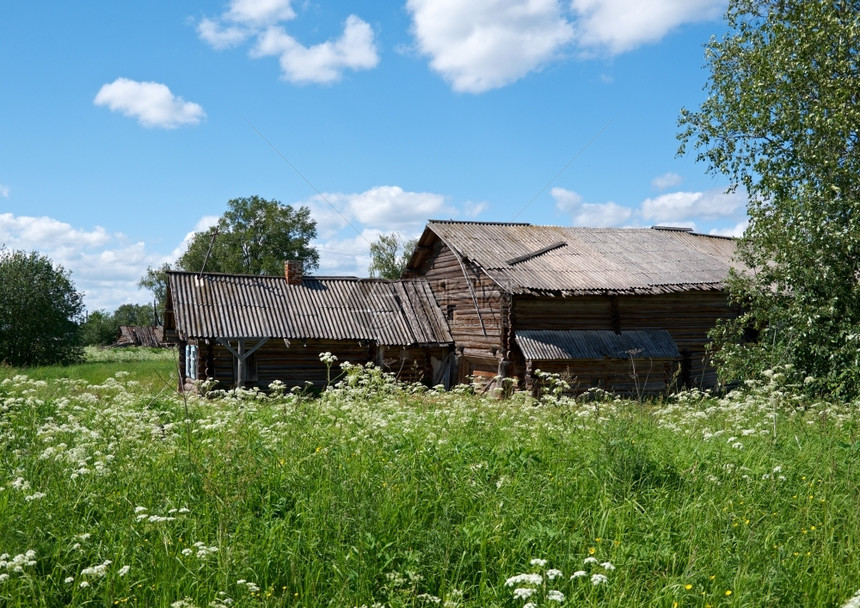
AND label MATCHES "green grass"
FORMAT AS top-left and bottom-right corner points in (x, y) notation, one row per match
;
(1, 360), (860, 607)
(0, 346), (176, 390)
